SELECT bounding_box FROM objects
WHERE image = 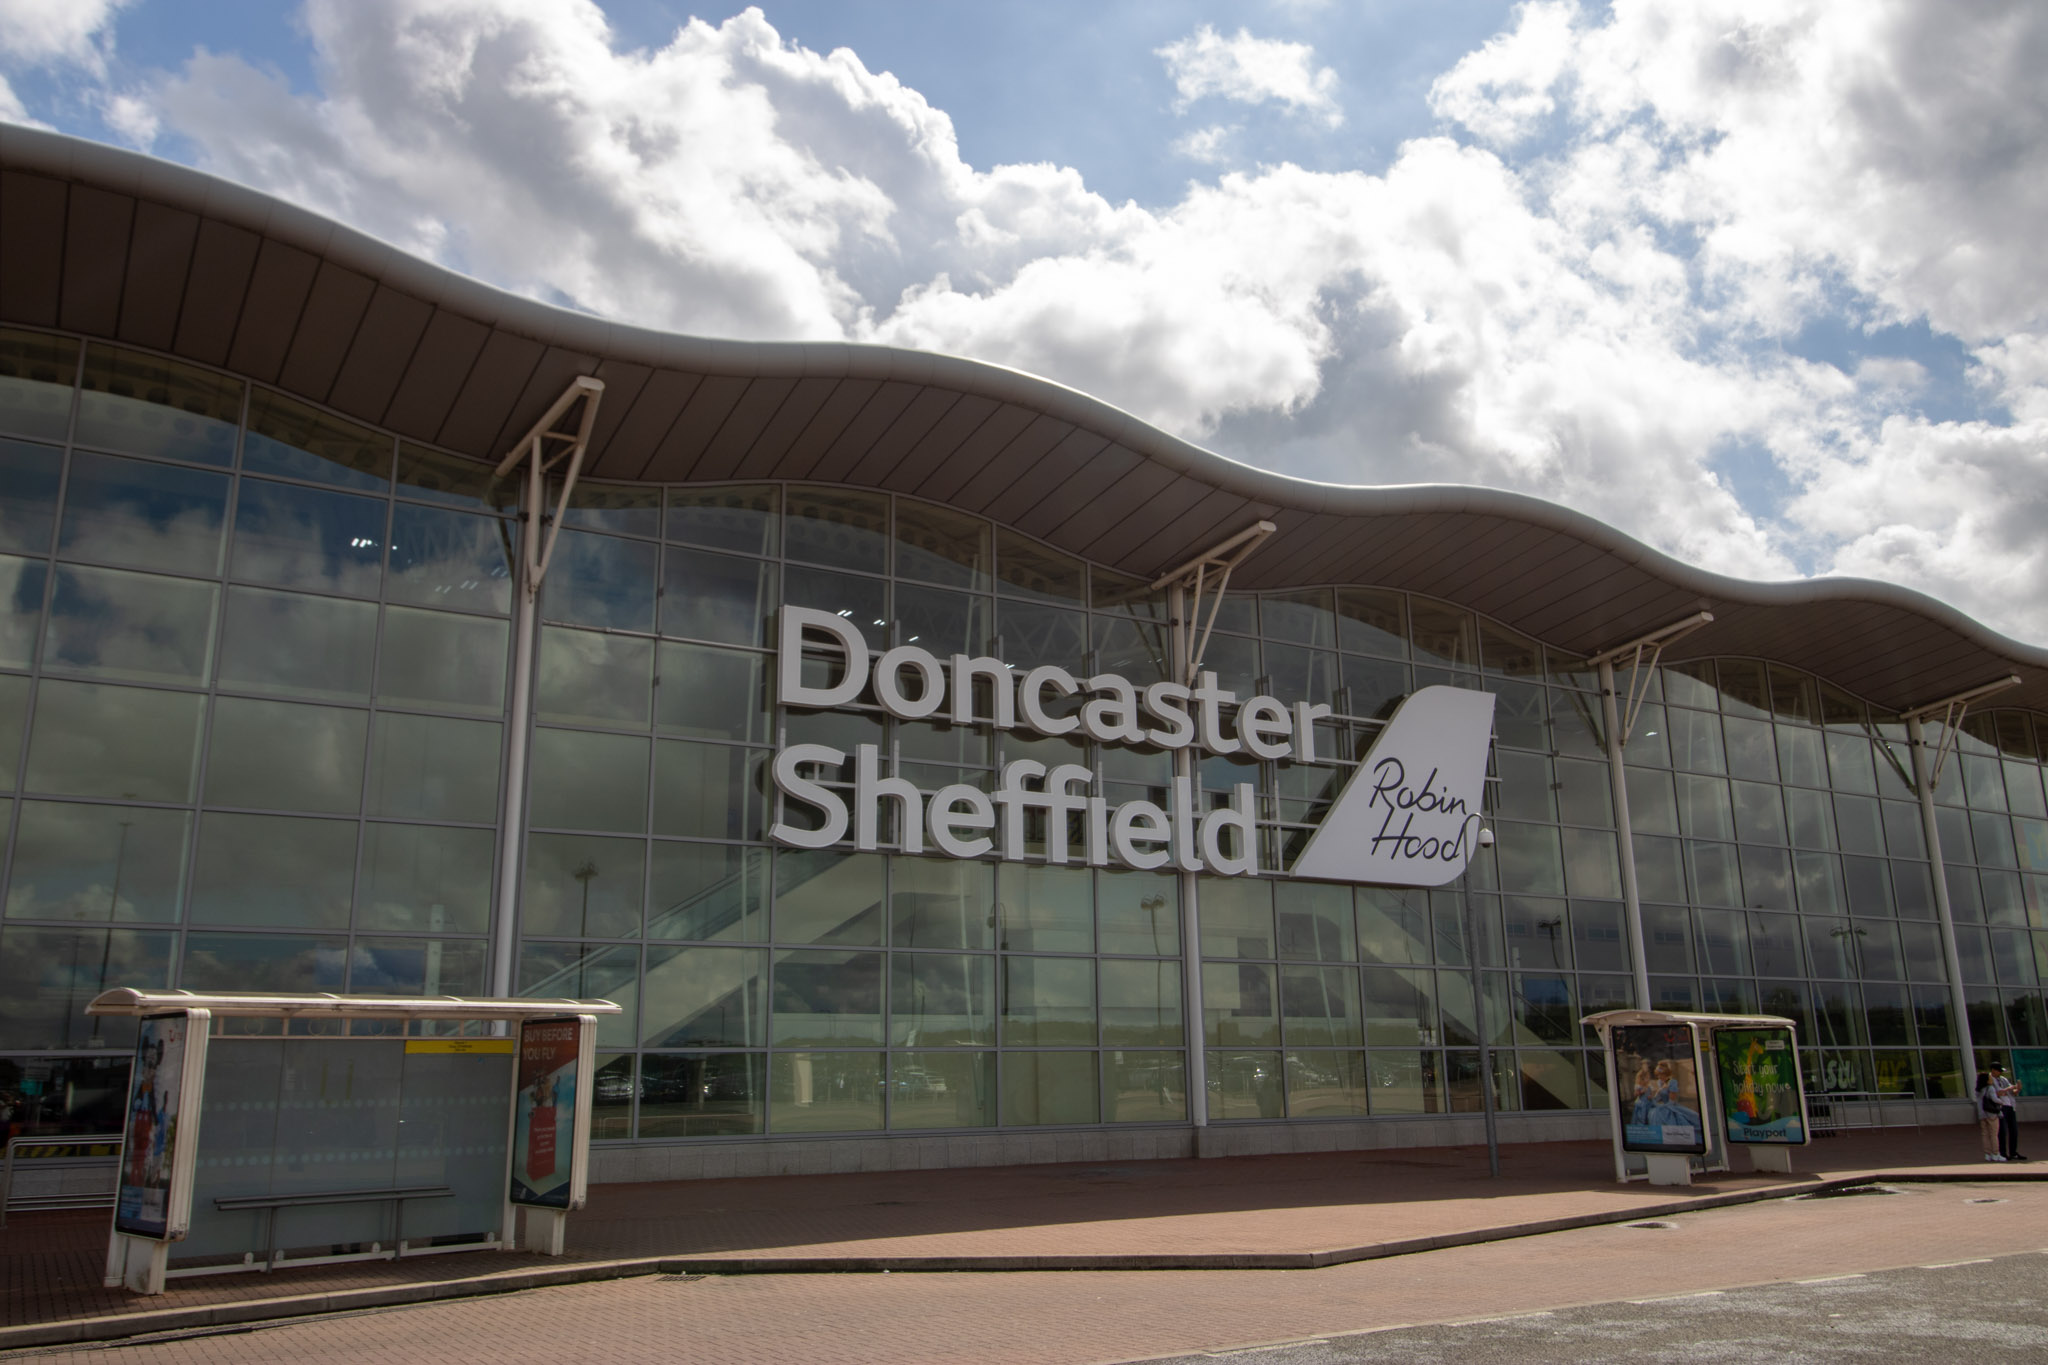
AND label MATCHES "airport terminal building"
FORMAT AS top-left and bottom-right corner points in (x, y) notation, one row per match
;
(3, 127), (2046, 1182)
